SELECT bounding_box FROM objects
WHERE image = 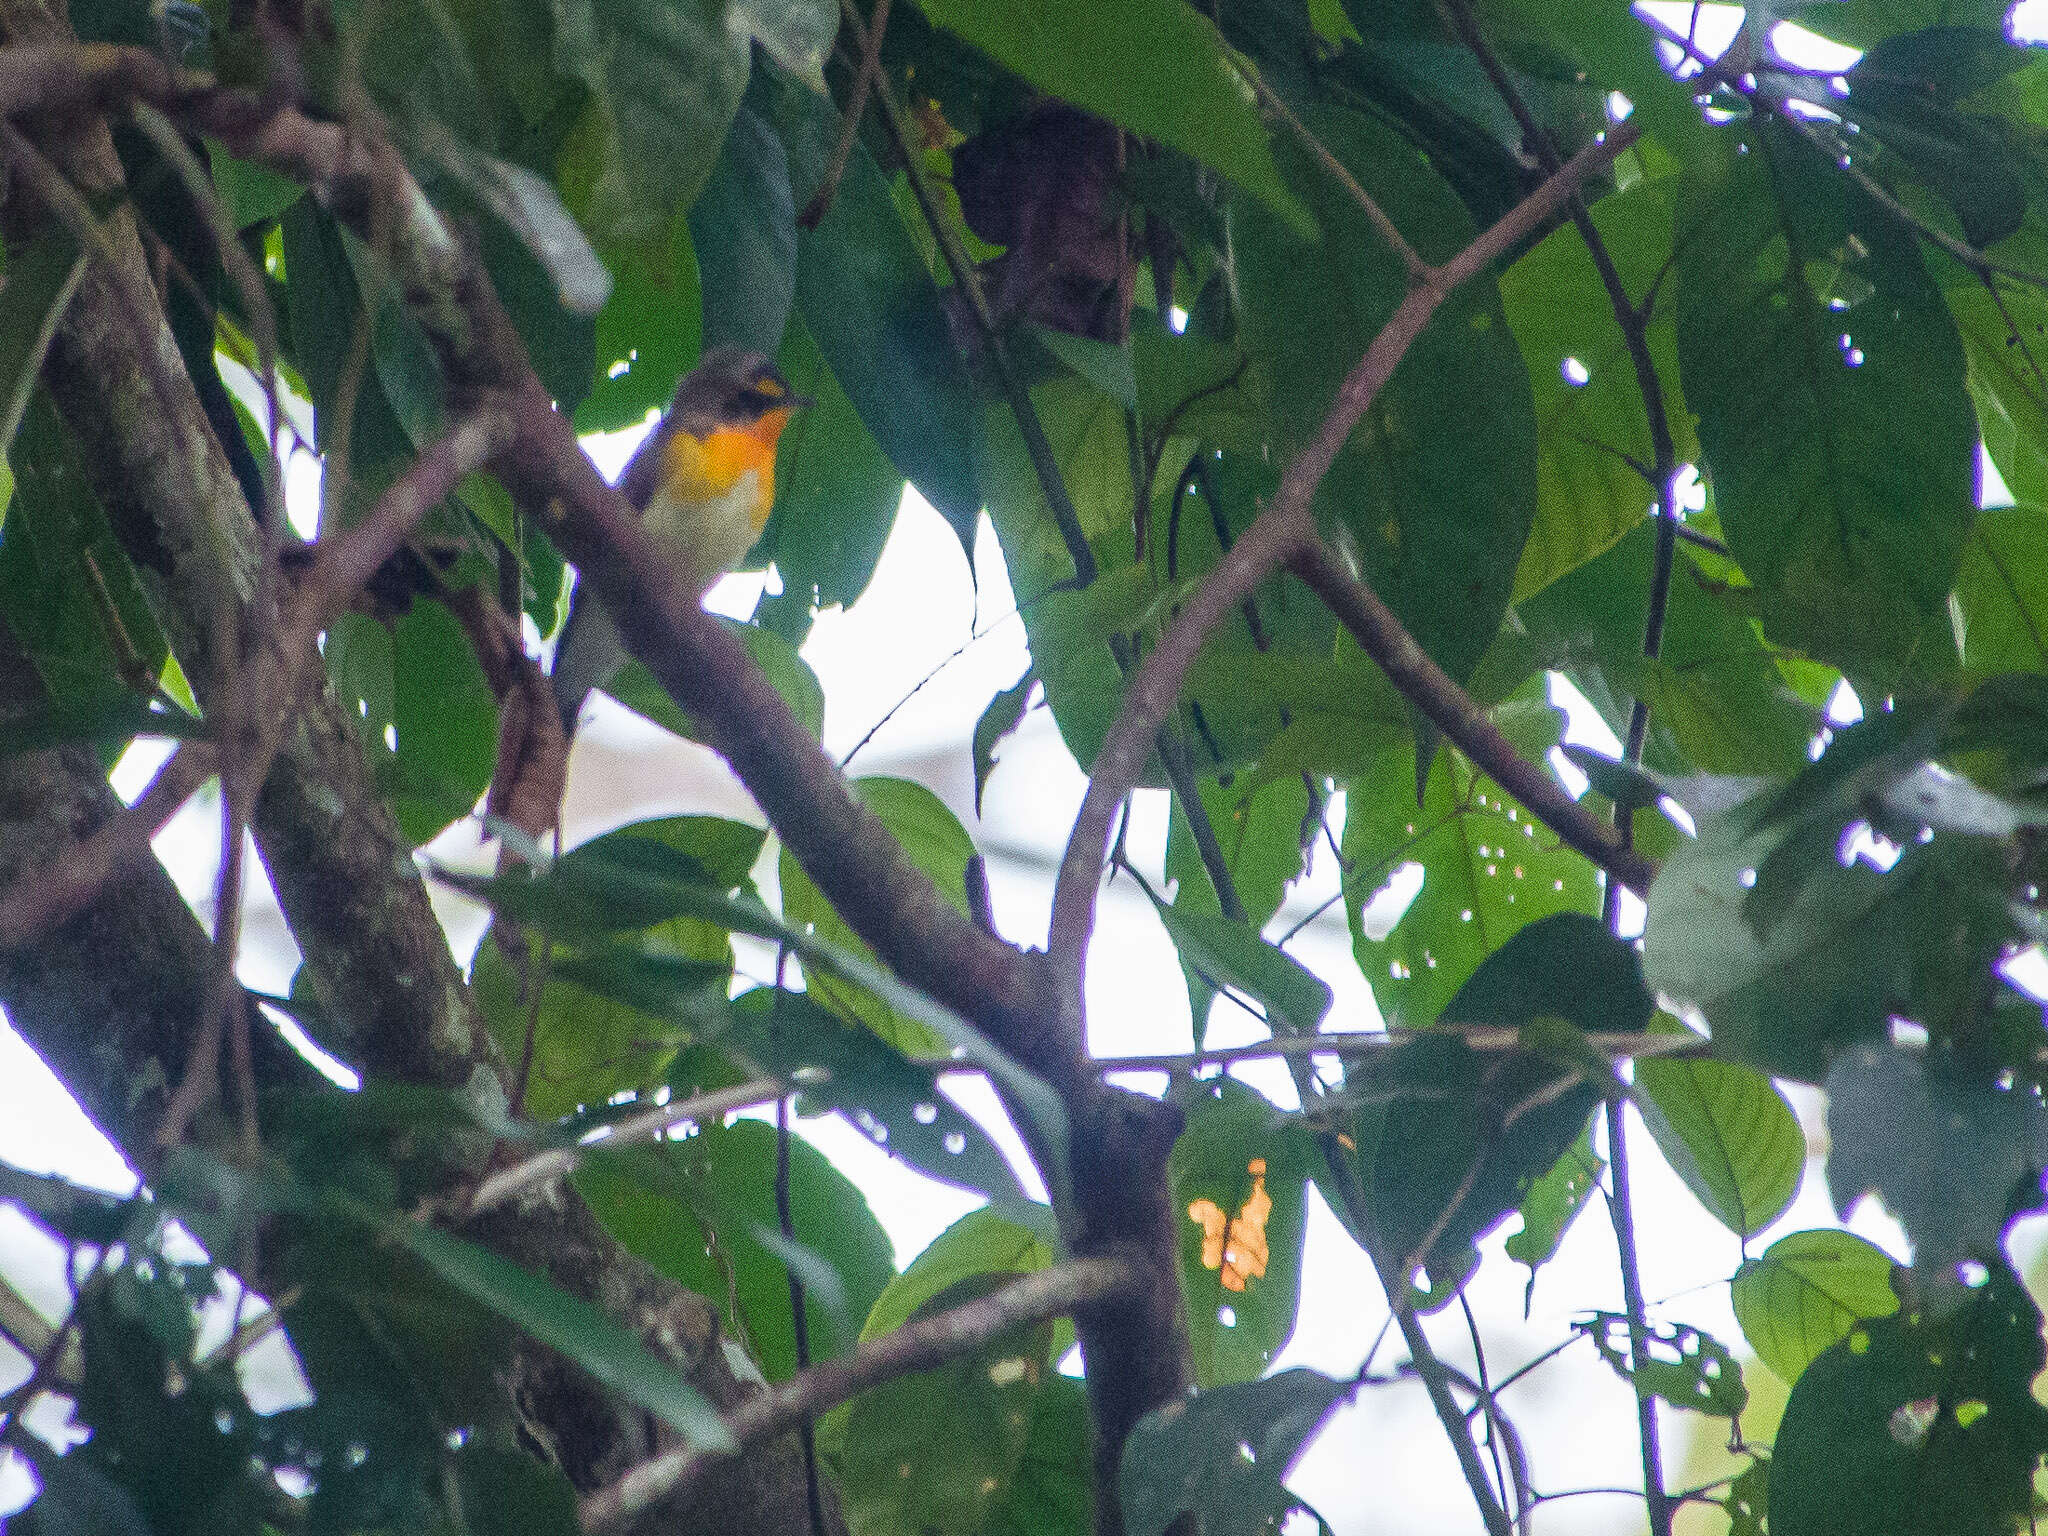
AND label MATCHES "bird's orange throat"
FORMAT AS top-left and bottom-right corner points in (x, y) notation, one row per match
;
(662, 407), (793, 512)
